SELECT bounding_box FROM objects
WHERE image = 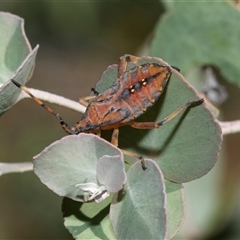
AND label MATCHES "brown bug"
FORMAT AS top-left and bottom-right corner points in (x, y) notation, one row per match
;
(12, 54), (204, 170)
